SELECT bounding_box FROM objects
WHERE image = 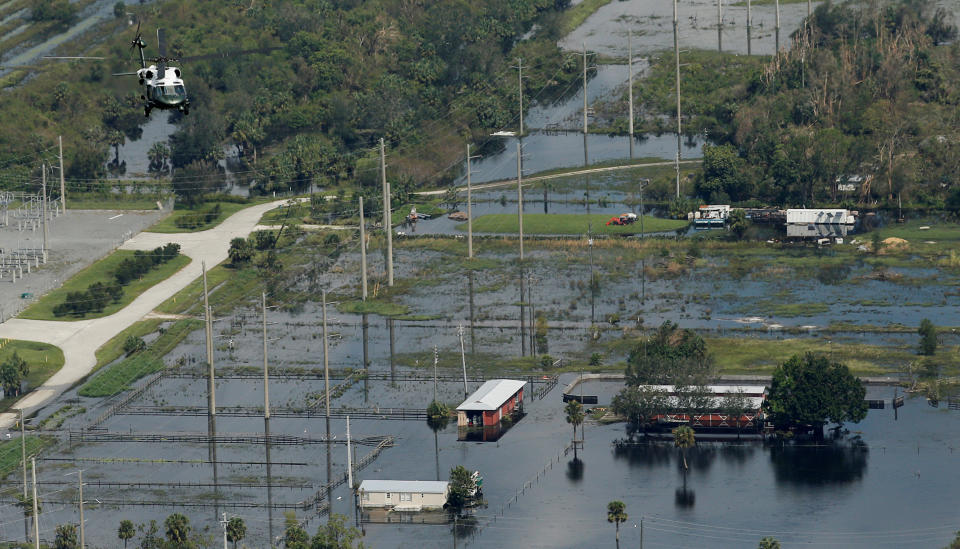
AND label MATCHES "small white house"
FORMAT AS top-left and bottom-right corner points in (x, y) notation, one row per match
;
(358, 480), (449, 511)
